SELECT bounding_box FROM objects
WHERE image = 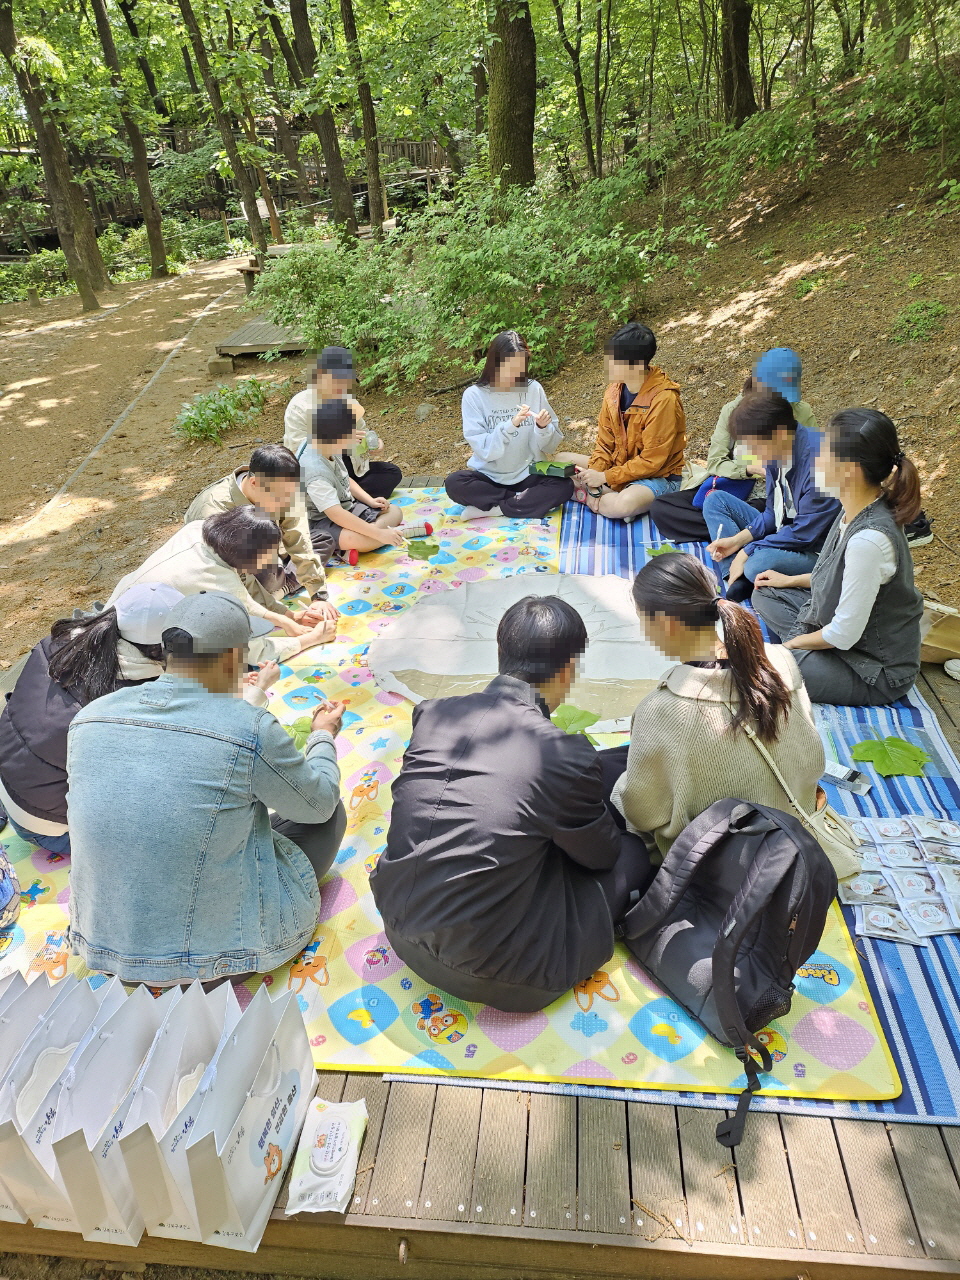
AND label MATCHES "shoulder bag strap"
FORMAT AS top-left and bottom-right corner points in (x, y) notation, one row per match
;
(739, 718), (817, 829)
